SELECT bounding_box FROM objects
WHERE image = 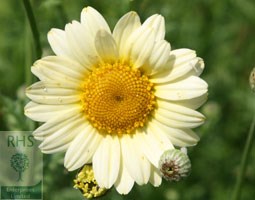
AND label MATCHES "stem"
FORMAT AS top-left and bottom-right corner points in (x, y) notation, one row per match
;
(24, 21), (36, 130)
(23, 0), (39, 130)
(24, 21), (33, 87)
(129, 0), (135, 10)
(232, 114), (255, 200)
(22, 0), (42, 60)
